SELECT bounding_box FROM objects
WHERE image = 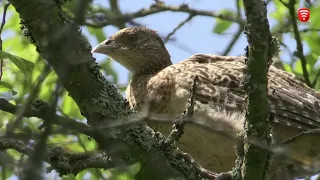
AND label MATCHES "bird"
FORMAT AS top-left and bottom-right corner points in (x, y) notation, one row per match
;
(91, 27), (320, 179)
